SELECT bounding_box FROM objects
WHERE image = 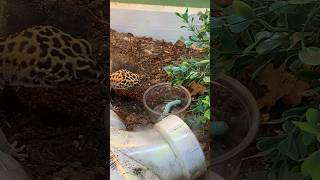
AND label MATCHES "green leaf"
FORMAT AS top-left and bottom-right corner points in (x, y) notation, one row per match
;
(282, 106), (307, 118)
(223, 1), (256, 33)
(204, 109), (210, 119)
(306, 108), (320, 126)
(242, 41), (259, 55)
(256, 33), (288, 54)
(242, 31), (272, 55)
(223, 1), (255, 19)
(198, 116), (208, 124)
(303, 87), (320, 97)
(255, 31), (273, 41)
(201, 96), (210, 105)
(240, 29), (254, 45)
(299, 47), (320, 65)
(288, 0), (316, 4)
(203, 76), (210, 83)
(302, 132), (316, 145)
(176, 8), (189, 23)
(302, 150), (320, 180)
(284, 115), (304, 121)
(257, 135), (286, 151)
(287, 32), (308, 50)
(277, 130), (306, 161)
(183, 8), (189, 23)
(188, 71), (200, 79)
(175, 12), (182, 18)
(227, 15), (254, 33)
(305, 4), (320, 30)
(293, 121), (320, 135)
(219, 26), (240, 50)
(269, 1), (288, 13)
(212, 17), (224, 37)
(282, 121), (295, 132)
(212, 56), (236, 78)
